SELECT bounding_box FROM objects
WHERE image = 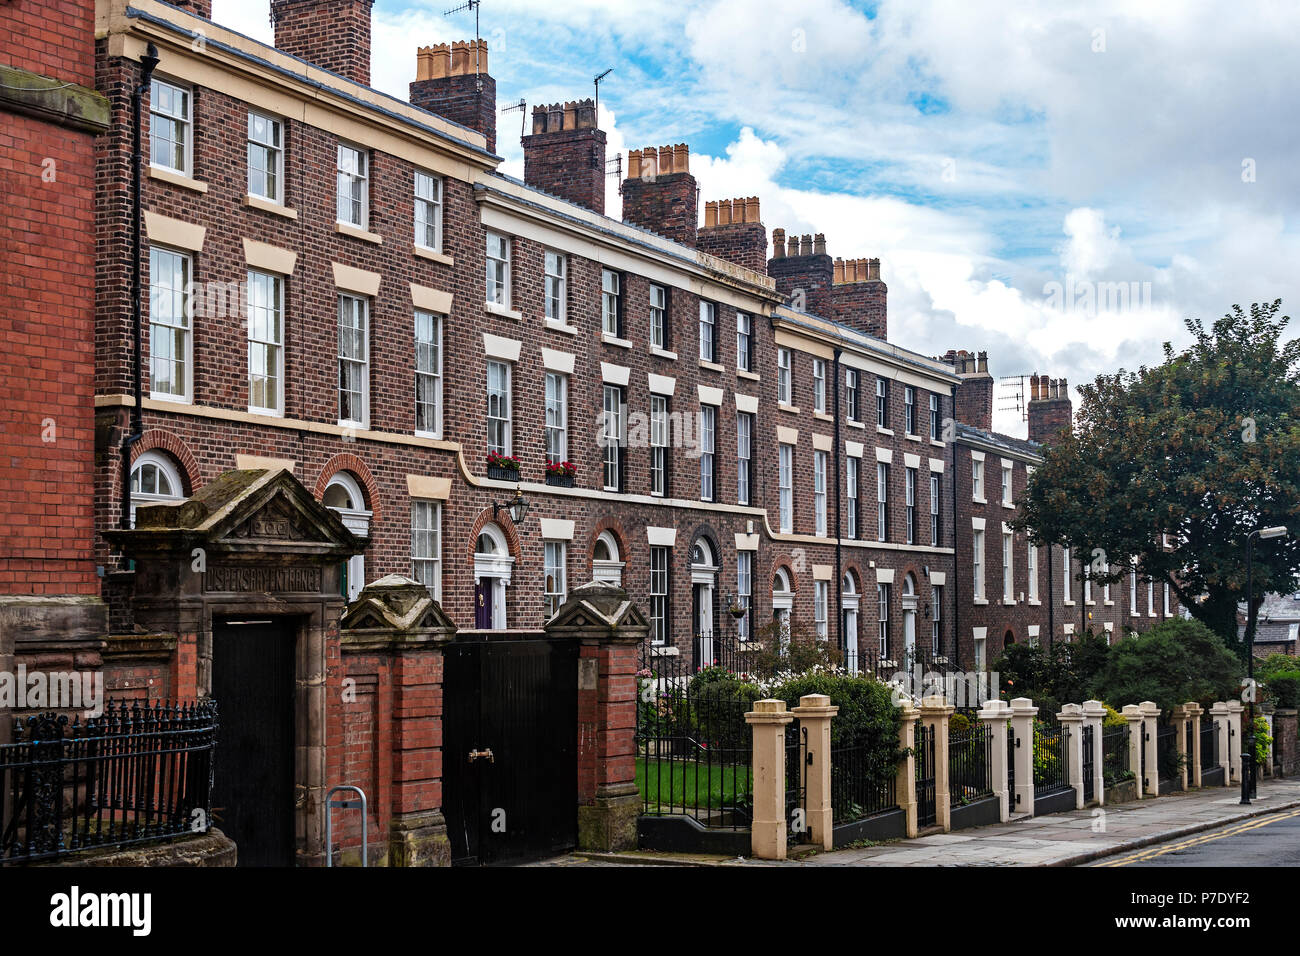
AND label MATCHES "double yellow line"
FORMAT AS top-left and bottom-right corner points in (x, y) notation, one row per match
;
(1095, 806), (1300, 866)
